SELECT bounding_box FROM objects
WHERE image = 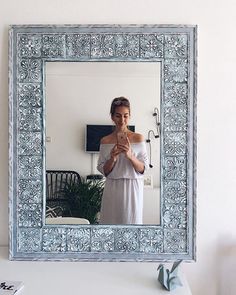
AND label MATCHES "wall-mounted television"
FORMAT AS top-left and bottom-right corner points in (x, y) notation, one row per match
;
(86, 124), (135, 153)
